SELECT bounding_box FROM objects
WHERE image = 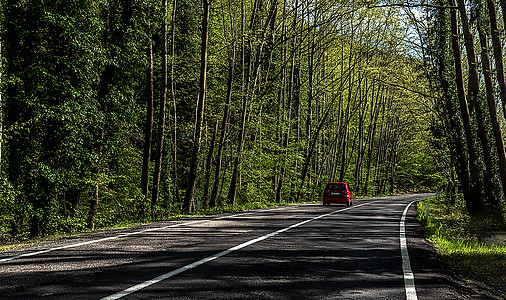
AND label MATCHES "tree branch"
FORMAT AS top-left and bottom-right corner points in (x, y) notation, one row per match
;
(367, 3), (457, 10)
